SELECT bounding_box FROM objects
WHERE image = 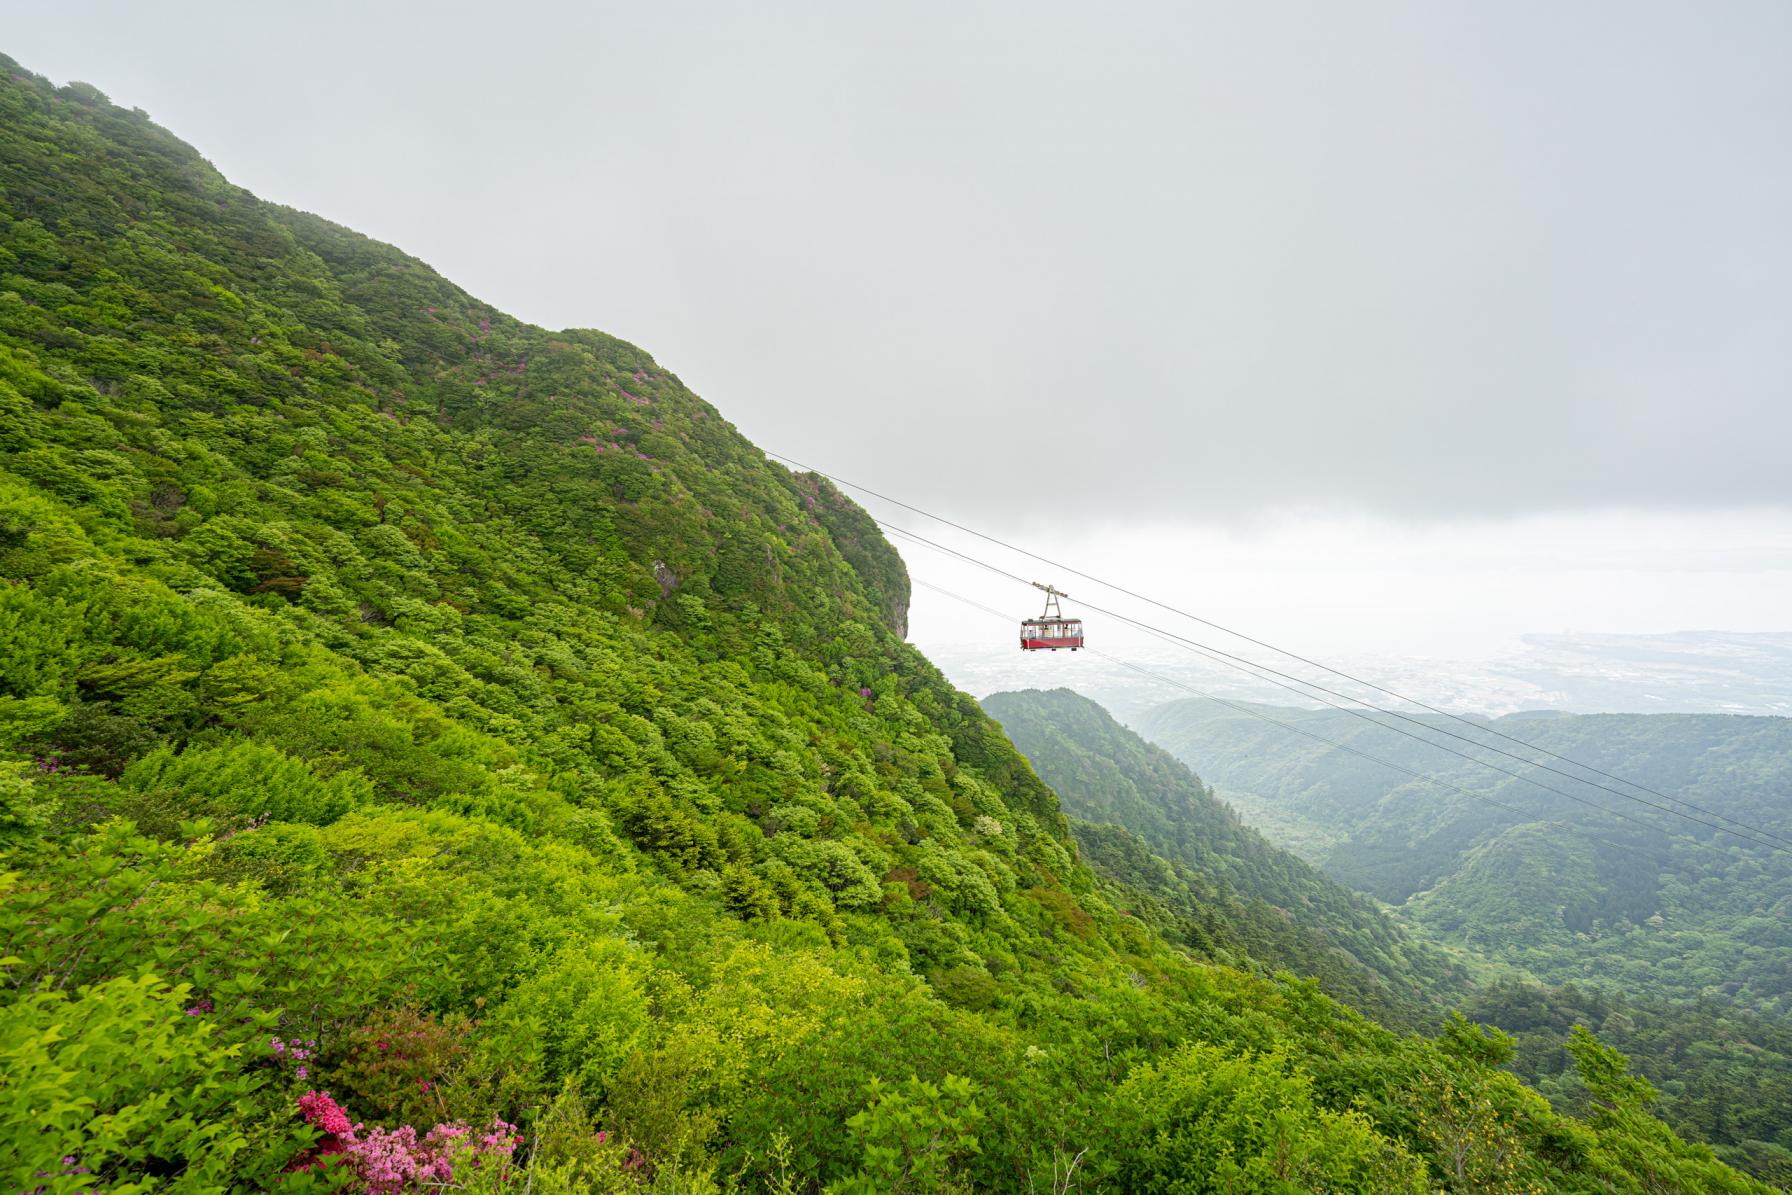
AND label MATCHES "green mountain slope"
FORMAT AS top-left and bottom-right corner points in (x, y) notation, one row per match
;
(0, 56), (1776, 1193)
(983, 687), (1465, 1030)
(1133, 699), (1792, 1017)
